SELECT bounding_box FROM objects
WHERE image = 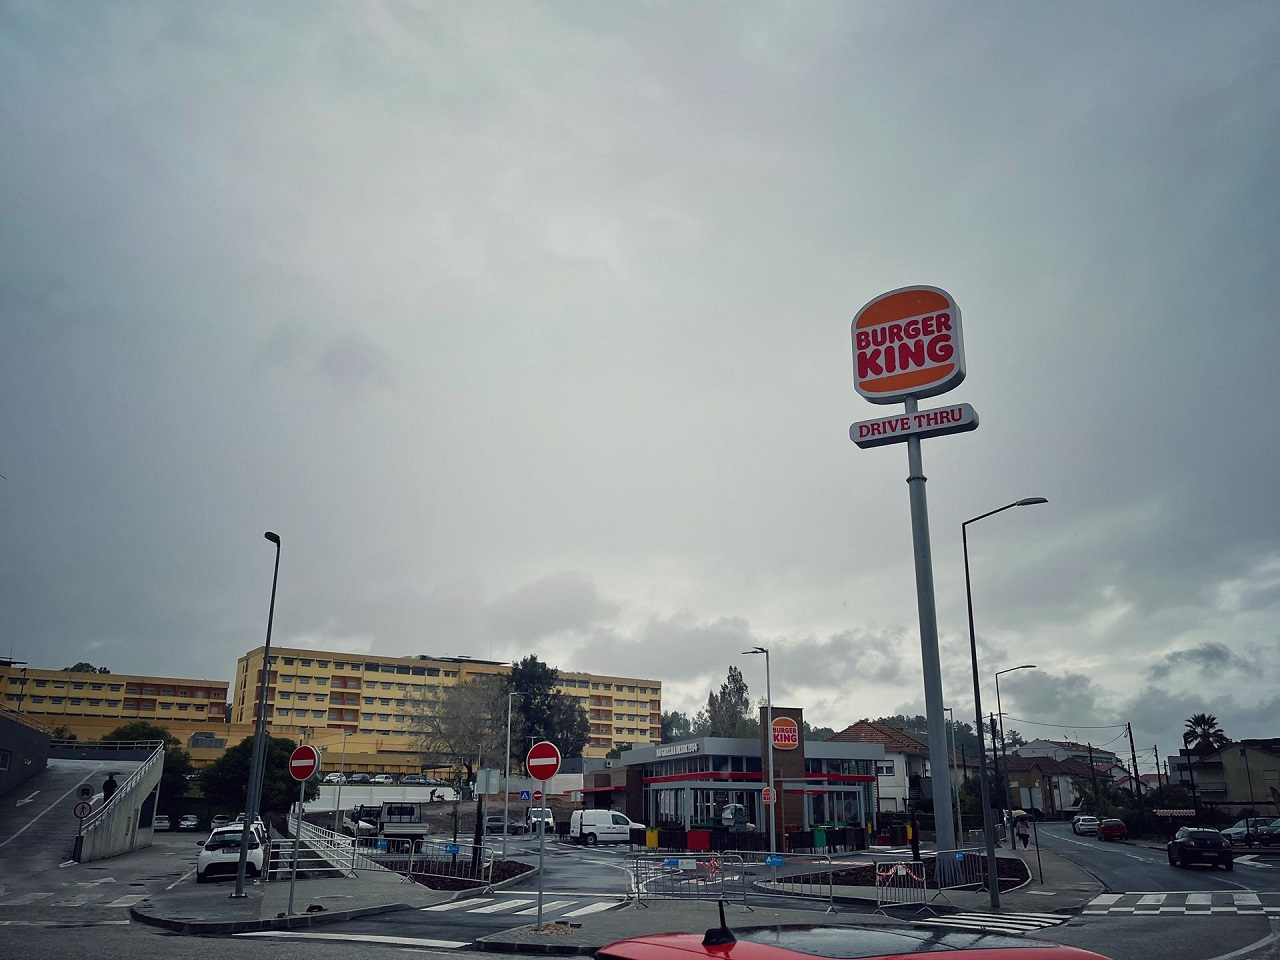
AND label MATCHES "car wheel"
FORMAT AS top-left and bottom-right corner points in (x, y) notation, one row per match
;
(1225, 860), (1234, 871)
(1167, 849), (1176, 865)
(196, 871), (208, 884)
(585, 833), (598, 846)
